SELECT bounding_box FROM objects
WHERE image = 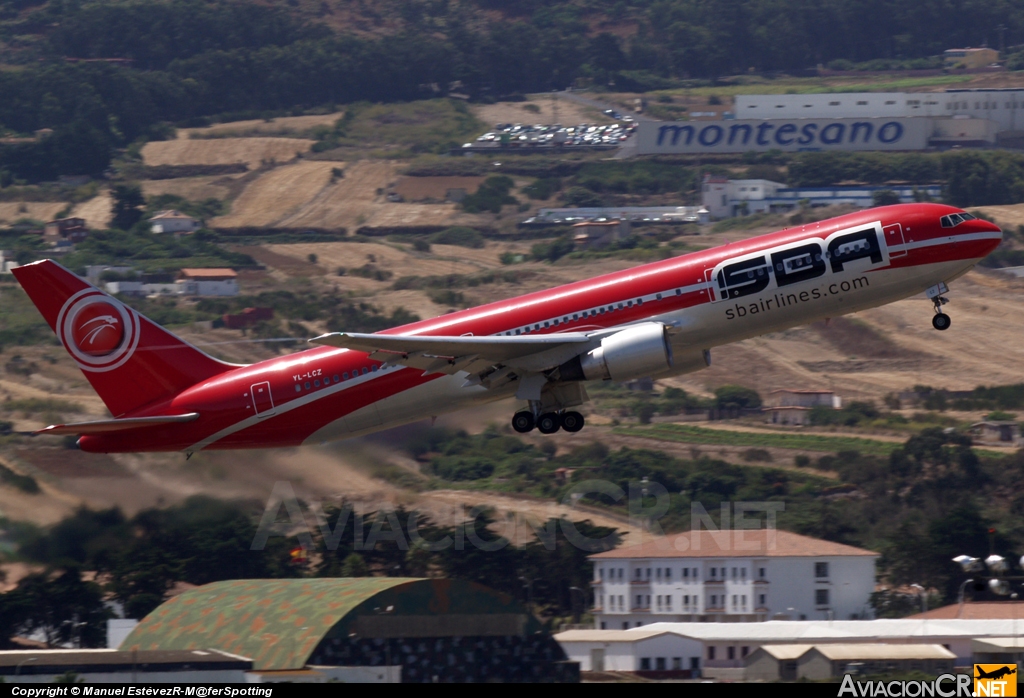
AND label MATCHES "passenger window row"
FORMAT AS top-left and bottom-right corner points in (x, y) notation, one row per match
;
(293, 365), (377, 392)
(499, 288), (687, 337)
